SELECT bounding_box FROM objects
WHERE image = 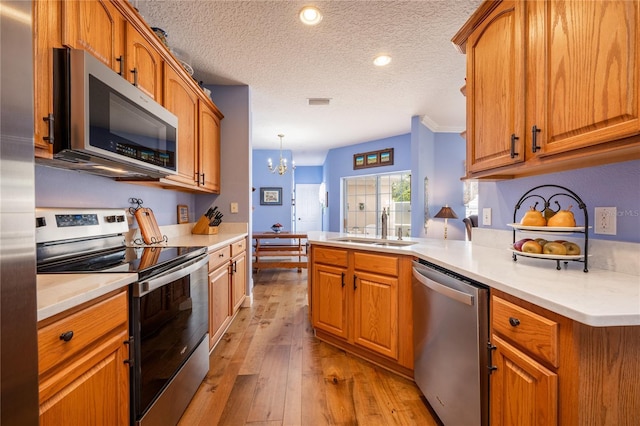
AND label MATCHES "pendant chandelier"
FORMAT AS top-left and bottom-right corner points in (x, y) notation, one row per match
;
(267, 134), (295, 175)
